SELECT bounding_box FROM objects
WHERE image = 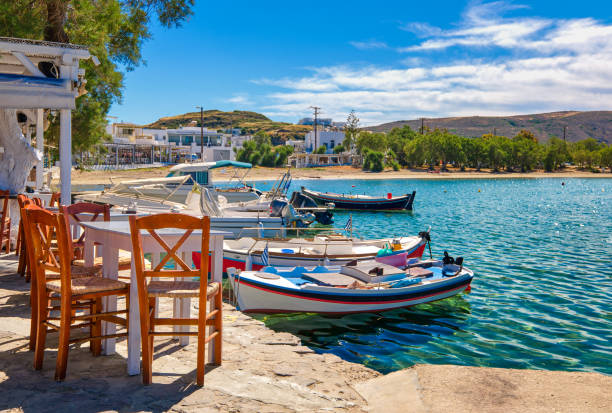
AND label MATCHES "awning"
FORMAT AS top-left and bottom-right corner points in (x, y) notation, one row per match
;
(0, 73), (75, 109)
